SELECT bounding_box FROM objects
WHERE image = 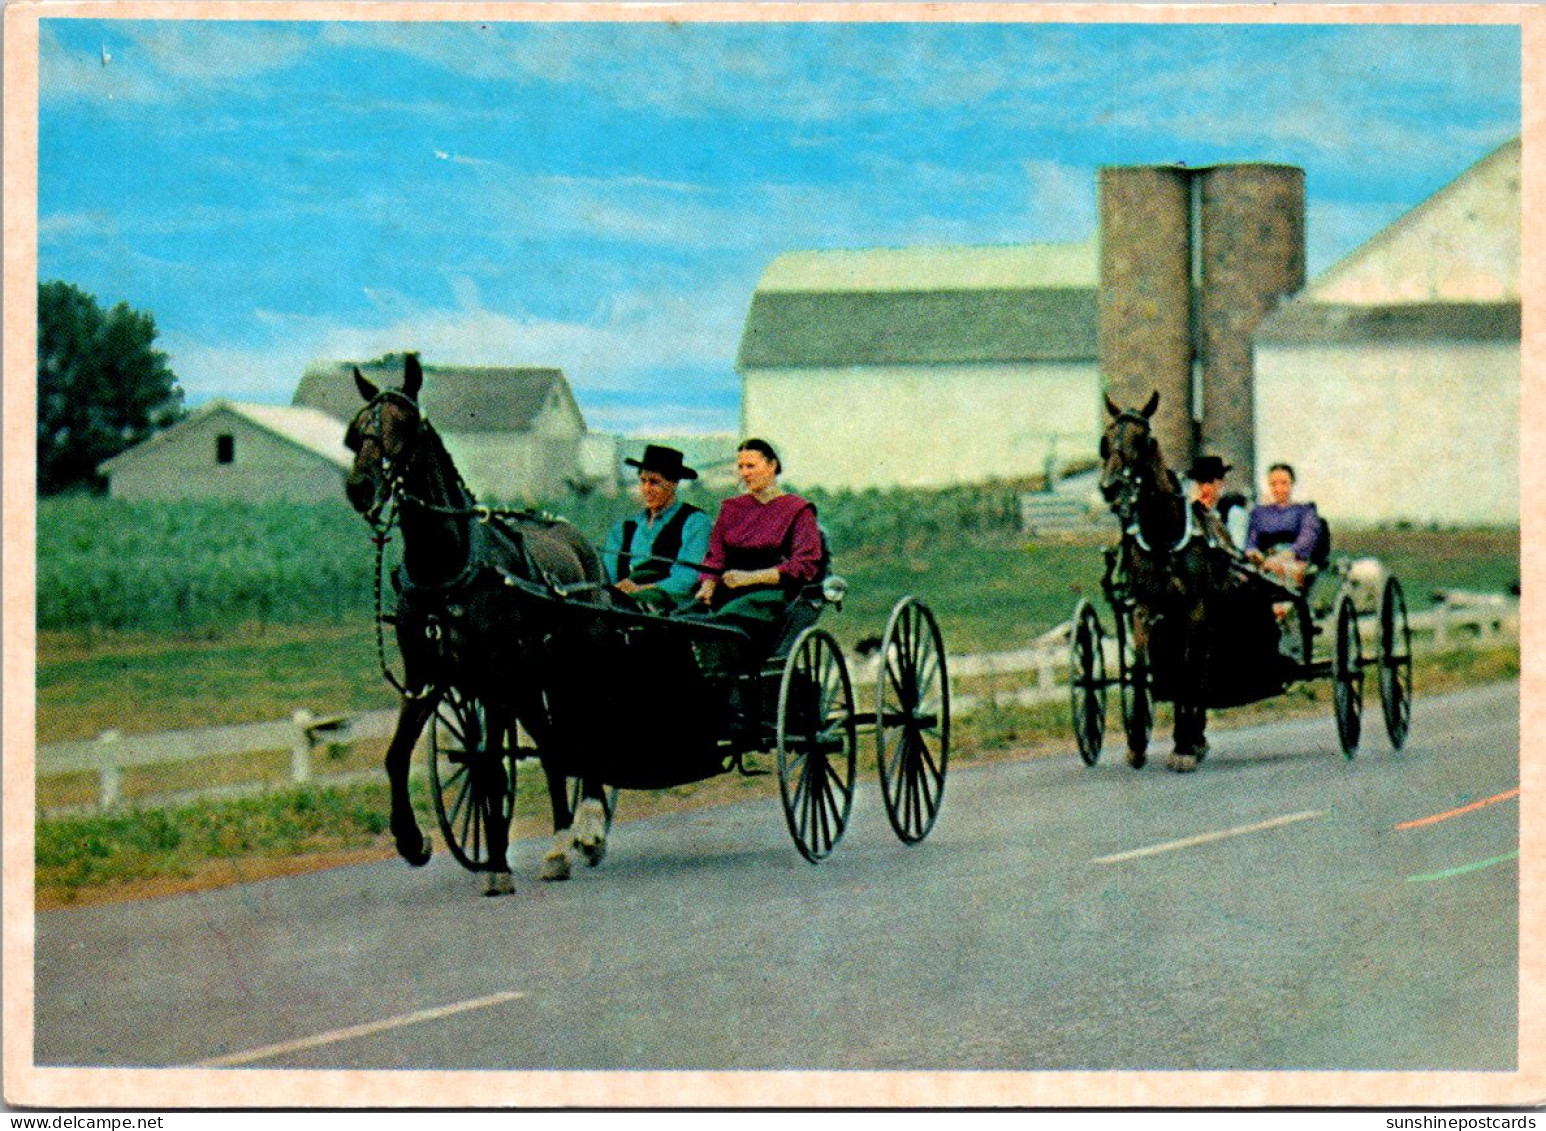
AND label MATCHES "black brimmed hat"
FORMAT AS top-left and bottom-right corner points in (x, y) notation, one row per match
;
(1187, 455), (1232, 482)
(625, 444), (698, 481)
